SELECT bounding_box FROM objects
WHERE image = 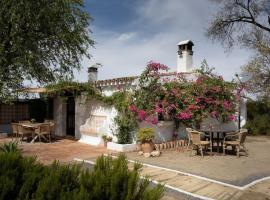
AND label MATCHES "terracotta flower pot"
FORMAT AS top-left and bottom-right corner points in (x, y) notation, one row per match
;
(141, 142), (154, 153)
